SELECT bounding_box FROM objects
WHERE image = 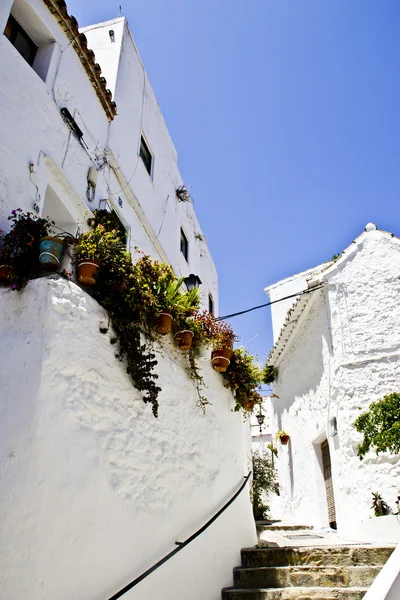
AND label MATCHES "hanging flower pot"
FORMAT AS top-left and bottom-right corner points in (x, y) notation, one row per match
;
(243, 397), (256, 412)
(156, 312), (173, 335)
(211, 347), (233, 373)
(39, 237), (65, 271)
(0, 264), (13, 281)
(276, 431), (290, 445)
(175, 330), (194, 351)
(77, 259), (100, 286)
